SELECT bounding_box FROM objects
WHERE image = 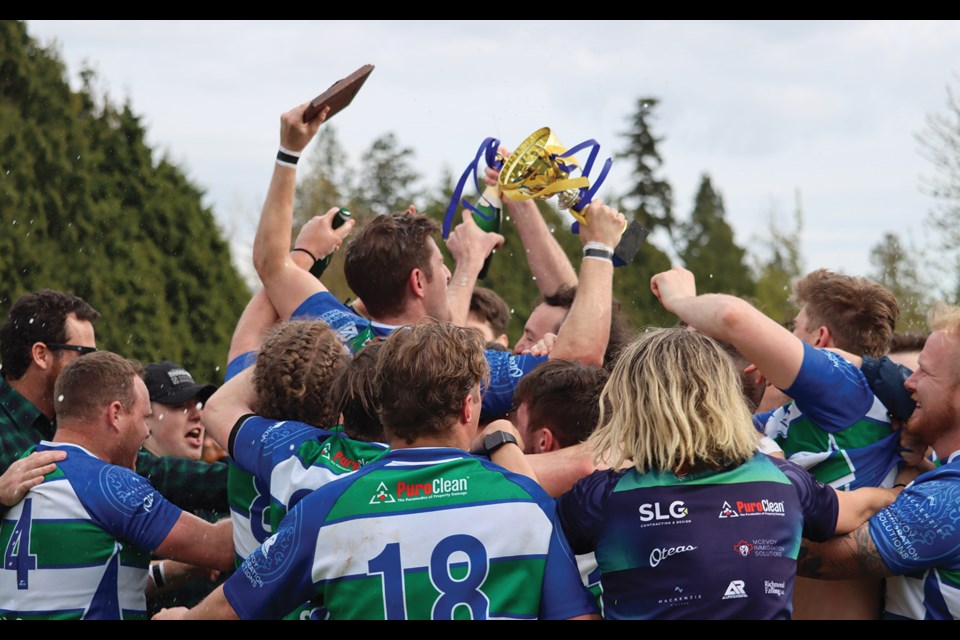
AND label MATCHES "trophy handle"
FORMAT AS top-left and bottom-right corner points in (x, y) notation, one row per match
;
(443, 137), (502, 239)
